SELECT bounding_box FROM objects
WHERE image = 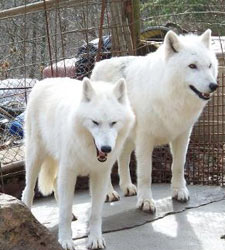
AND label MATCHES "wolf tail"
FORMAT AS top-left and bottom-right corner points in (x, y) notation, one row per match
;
(38, 156), (58, 196)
